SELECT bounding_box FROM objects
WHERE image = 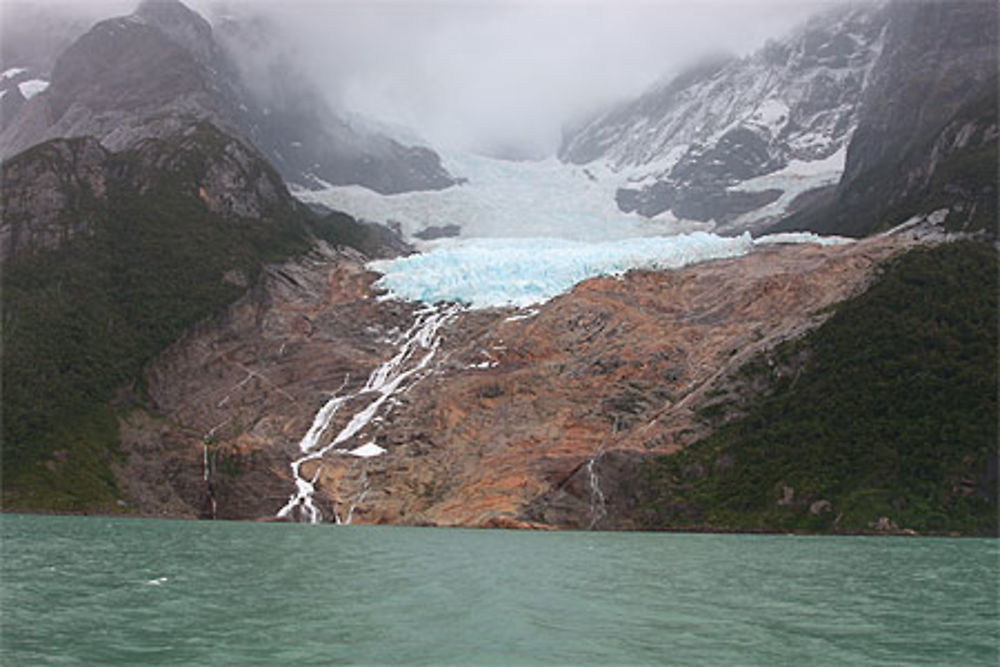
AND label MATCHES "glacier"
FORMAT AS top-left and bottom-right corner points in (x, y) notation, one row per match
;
(295, 148), (851, 309)
(367, 232), (850, 309)
(294, 151), (711, 242)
